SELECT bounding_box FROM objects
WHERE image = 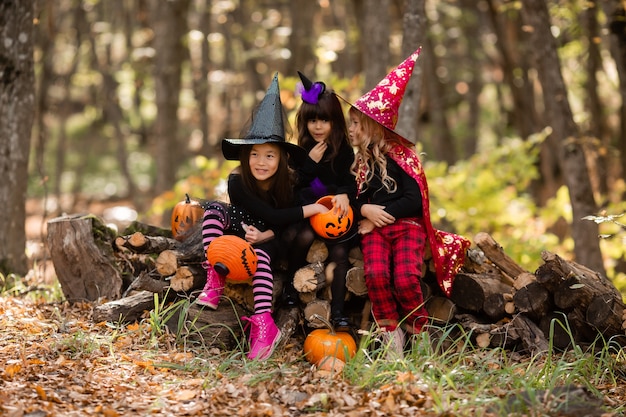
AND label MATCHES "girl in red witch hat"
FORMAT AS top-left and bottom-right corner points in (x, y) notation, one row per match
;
(345, 48), (470, 358)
